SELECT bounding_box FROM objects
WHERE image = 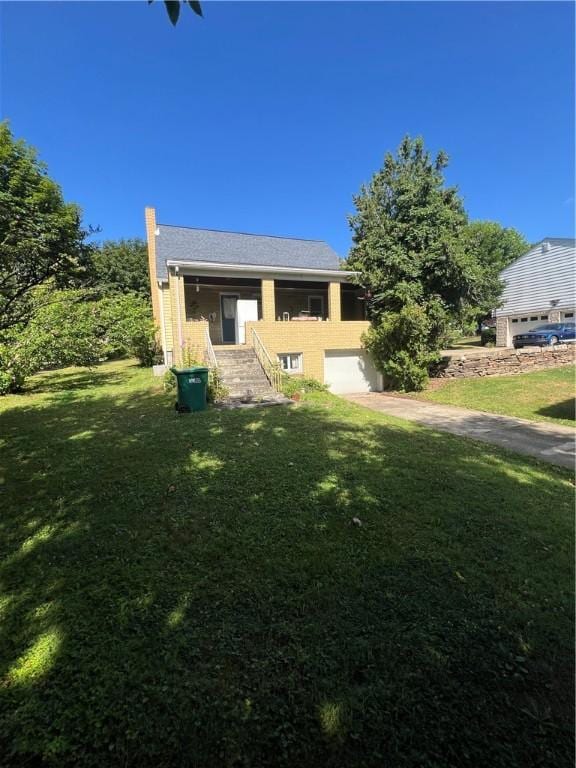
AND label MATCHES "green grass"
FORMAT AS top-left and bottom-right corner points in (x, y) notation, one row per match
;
(446, 335), (483, 350)
(0, 359), (573, 767)
(415, 365), (575, 426)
